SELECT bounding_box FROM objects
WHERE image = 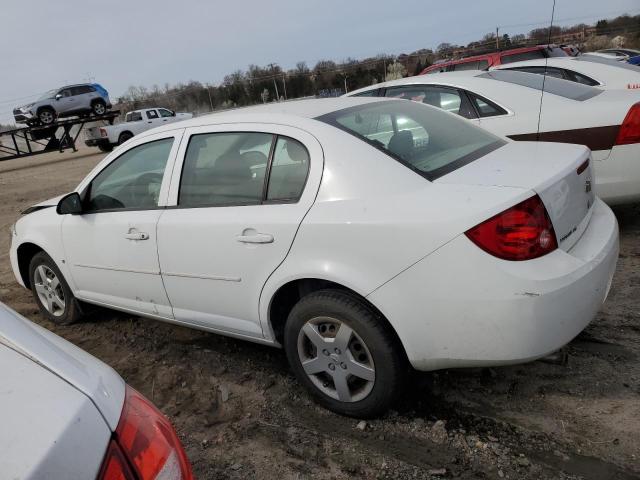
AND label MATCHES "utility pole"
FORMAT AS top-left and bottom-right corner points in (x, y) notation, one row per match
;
(206, 85), (213, 111)
(282, 74), (287, 100)
(268, 63), (280, 100)
(383, 59), (387, 82)
(496, 27), (500, 50)
(343, 75), (348, 94)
